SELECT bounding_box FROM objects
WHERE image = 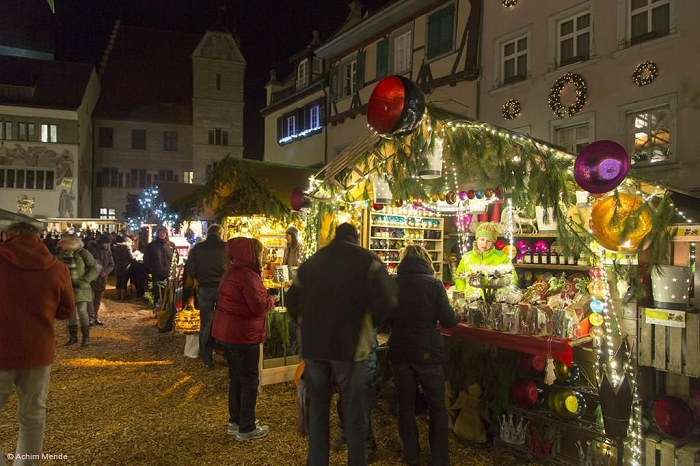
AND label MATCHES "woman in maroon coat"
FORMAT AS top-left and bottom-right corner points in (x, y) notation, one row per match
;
(212, 237), (275, 441)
